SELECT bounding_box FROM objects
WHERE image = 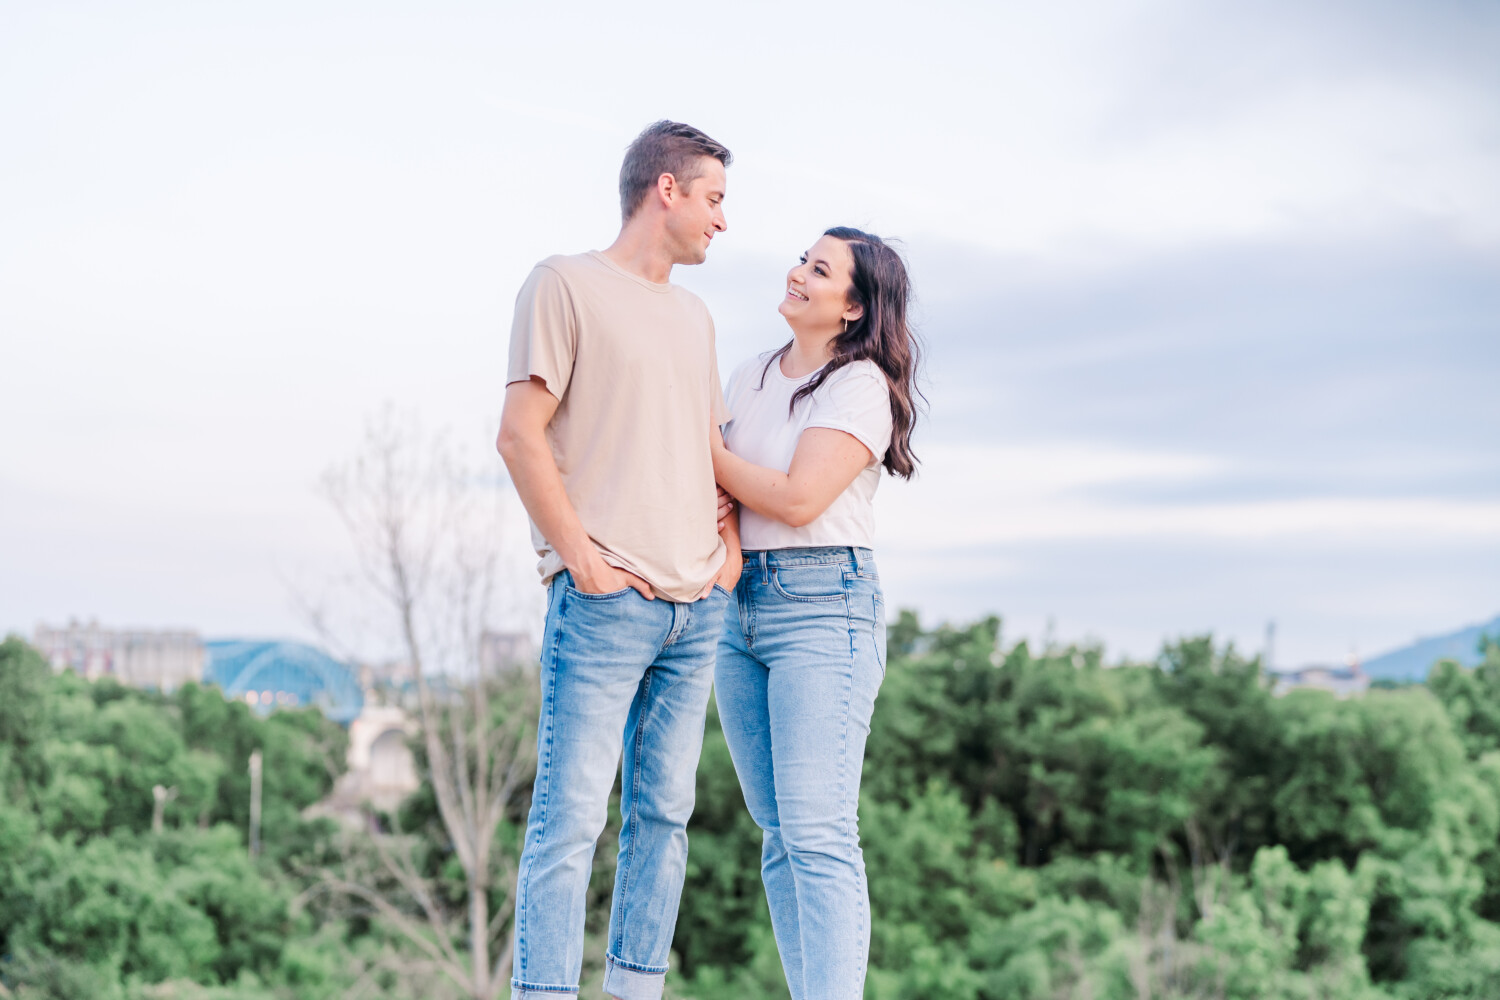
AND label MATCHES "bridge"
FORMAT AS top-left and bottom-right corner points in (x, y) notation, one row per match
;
(205, 639), (365, 725)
